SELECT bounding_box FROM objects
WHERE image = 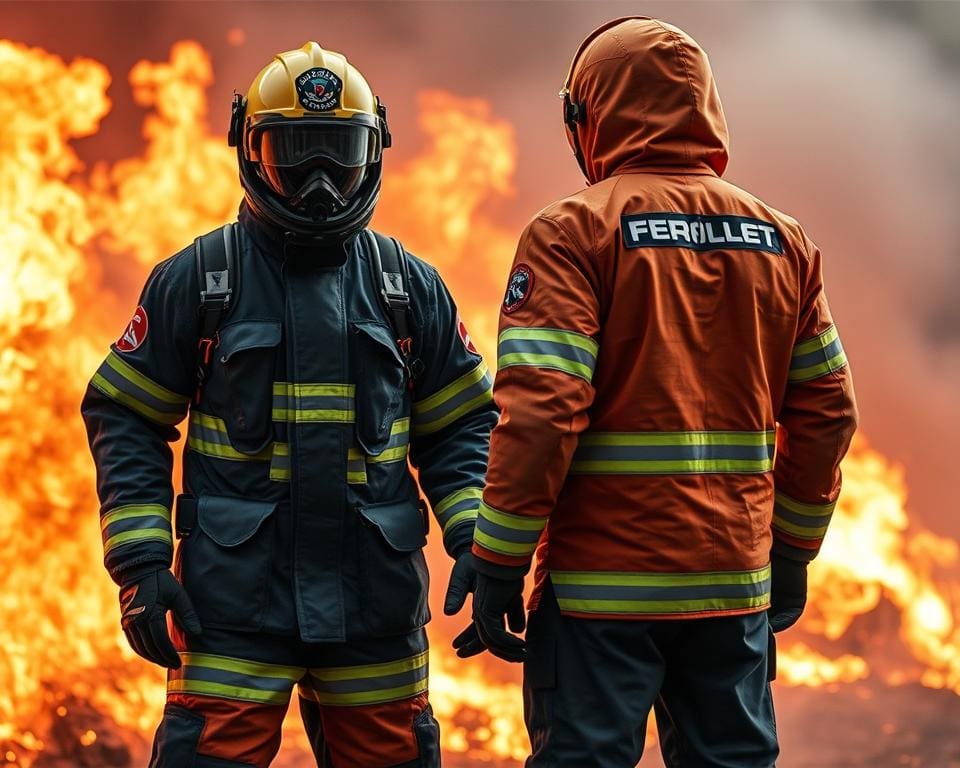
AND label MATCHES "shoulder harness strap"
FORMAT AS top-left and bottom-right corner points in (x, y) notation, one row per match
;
(364, 229), (423, 387)
(193, 223), (238, 403)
